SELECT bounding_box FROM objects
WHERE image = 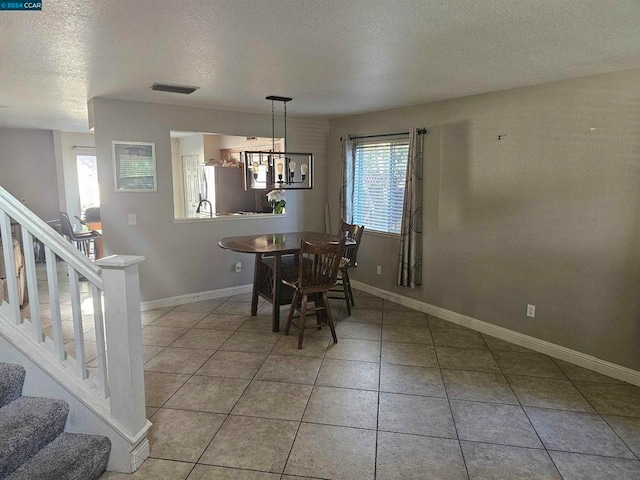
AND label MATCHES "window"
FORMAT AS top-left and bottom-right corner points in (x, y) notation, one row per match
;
(112, 141), (157, 192)
(353, 136), (409, 234)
